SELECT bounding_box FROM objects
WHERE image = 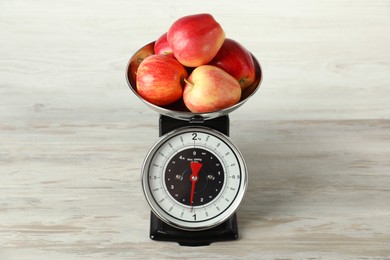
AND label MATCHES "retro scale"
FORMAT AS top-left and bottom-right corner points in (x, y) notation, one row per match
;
(126, 42), (262, 246)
